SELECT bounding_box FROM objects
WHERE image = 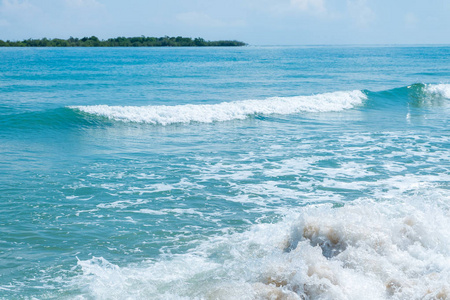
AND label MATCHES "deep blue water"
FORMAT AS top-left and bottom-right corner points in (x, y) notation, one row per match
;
(1, 46), (450, 299)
